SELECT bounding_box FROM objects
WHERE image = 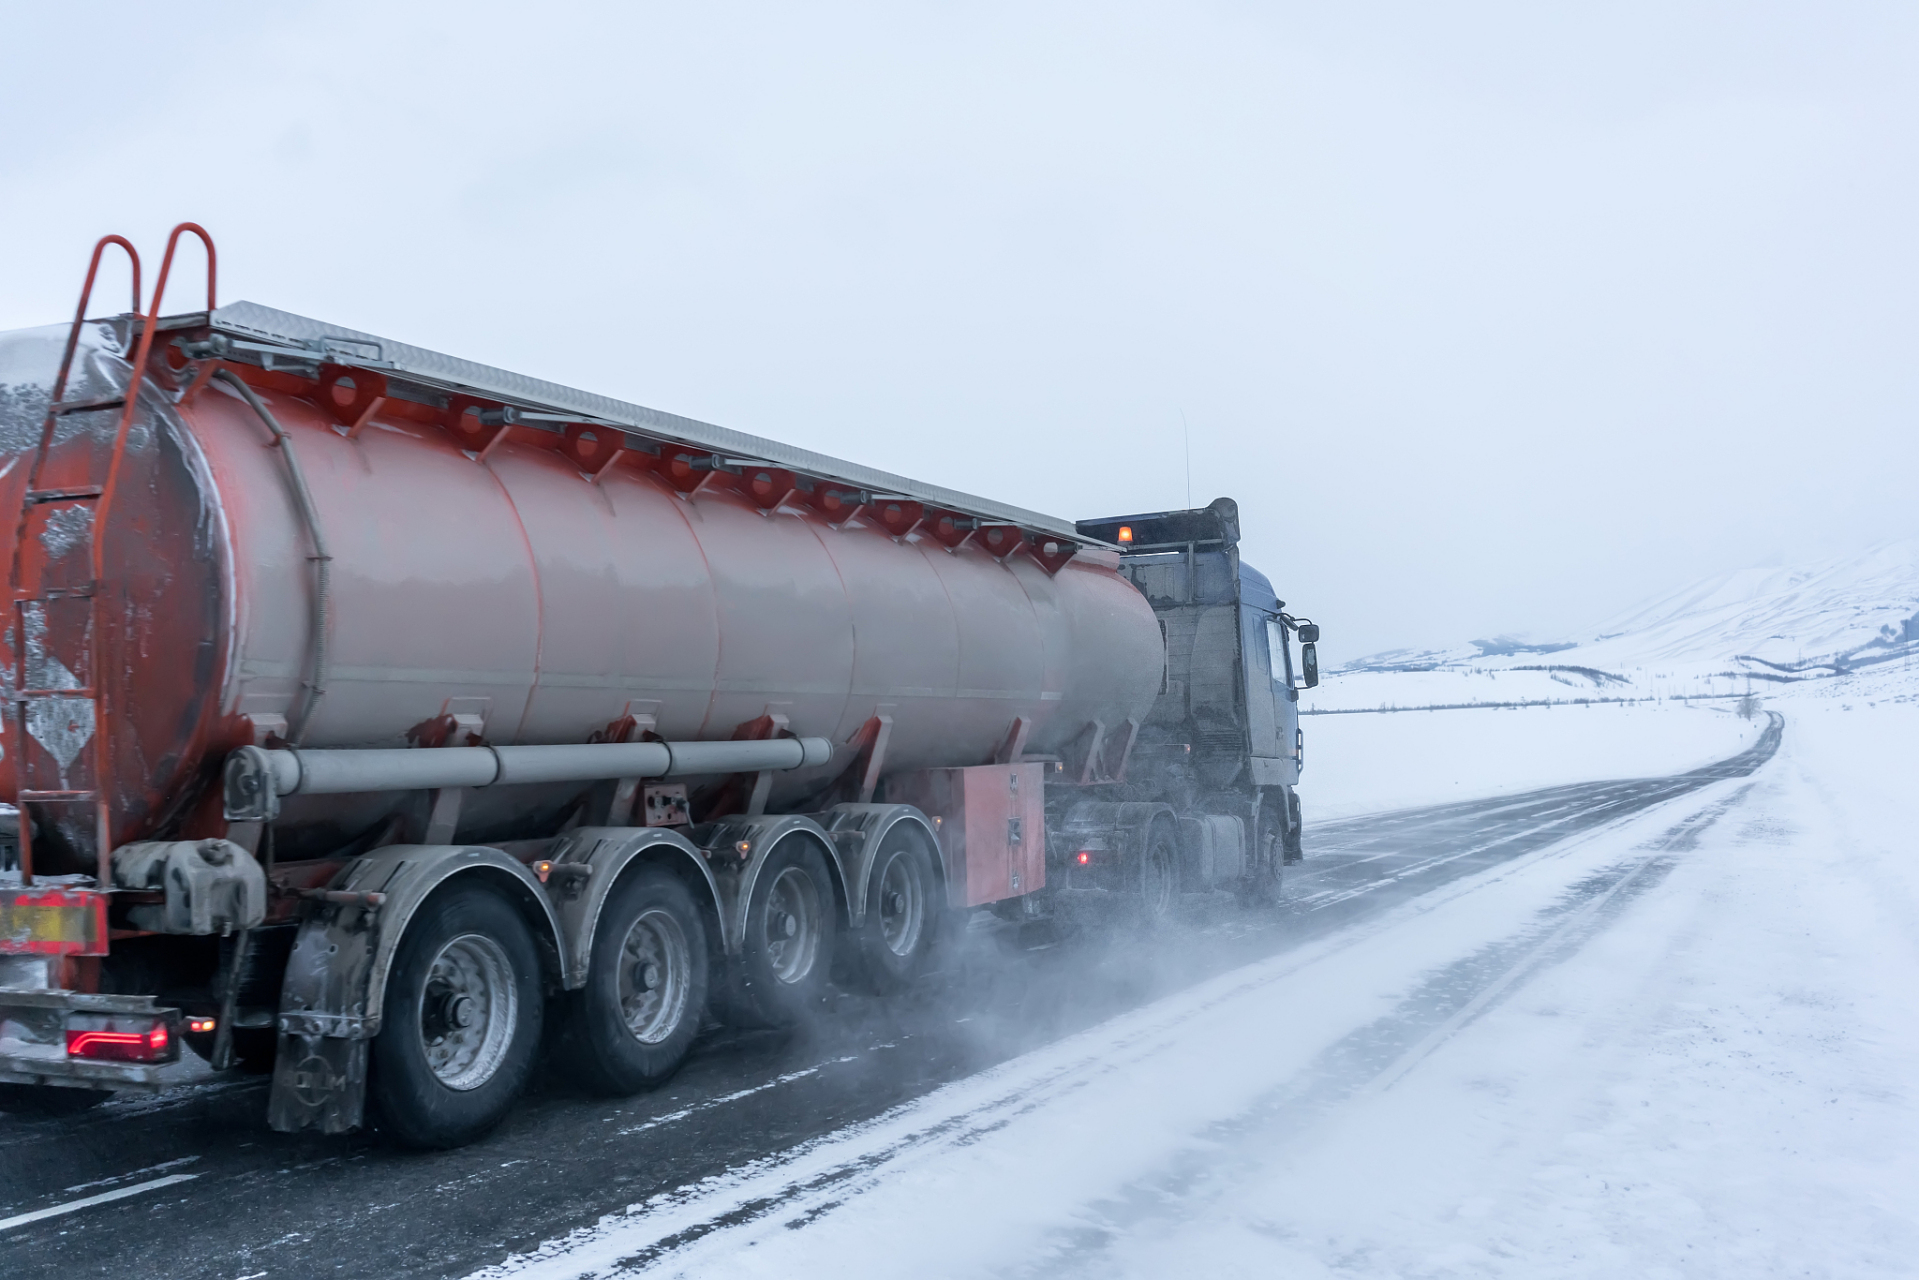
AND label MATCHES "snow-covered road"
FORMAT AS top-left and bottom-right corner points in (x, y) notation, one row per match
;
(479, 696), (1916, 1278)
(8, 696), (1906, 1280)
